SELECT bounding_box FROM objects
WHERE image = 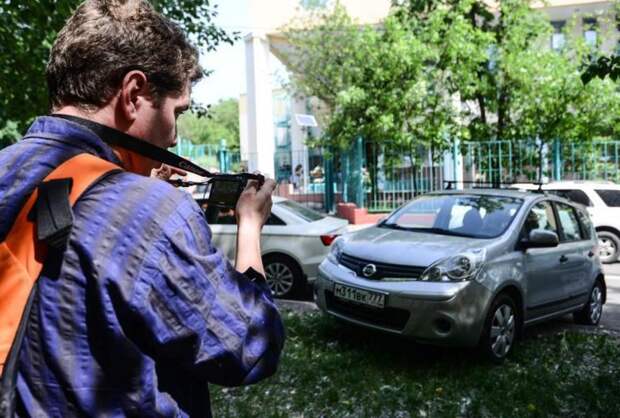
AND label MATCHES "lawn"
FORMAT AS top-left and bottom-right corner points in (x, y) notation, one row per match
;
(211, 311), (620, 418)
